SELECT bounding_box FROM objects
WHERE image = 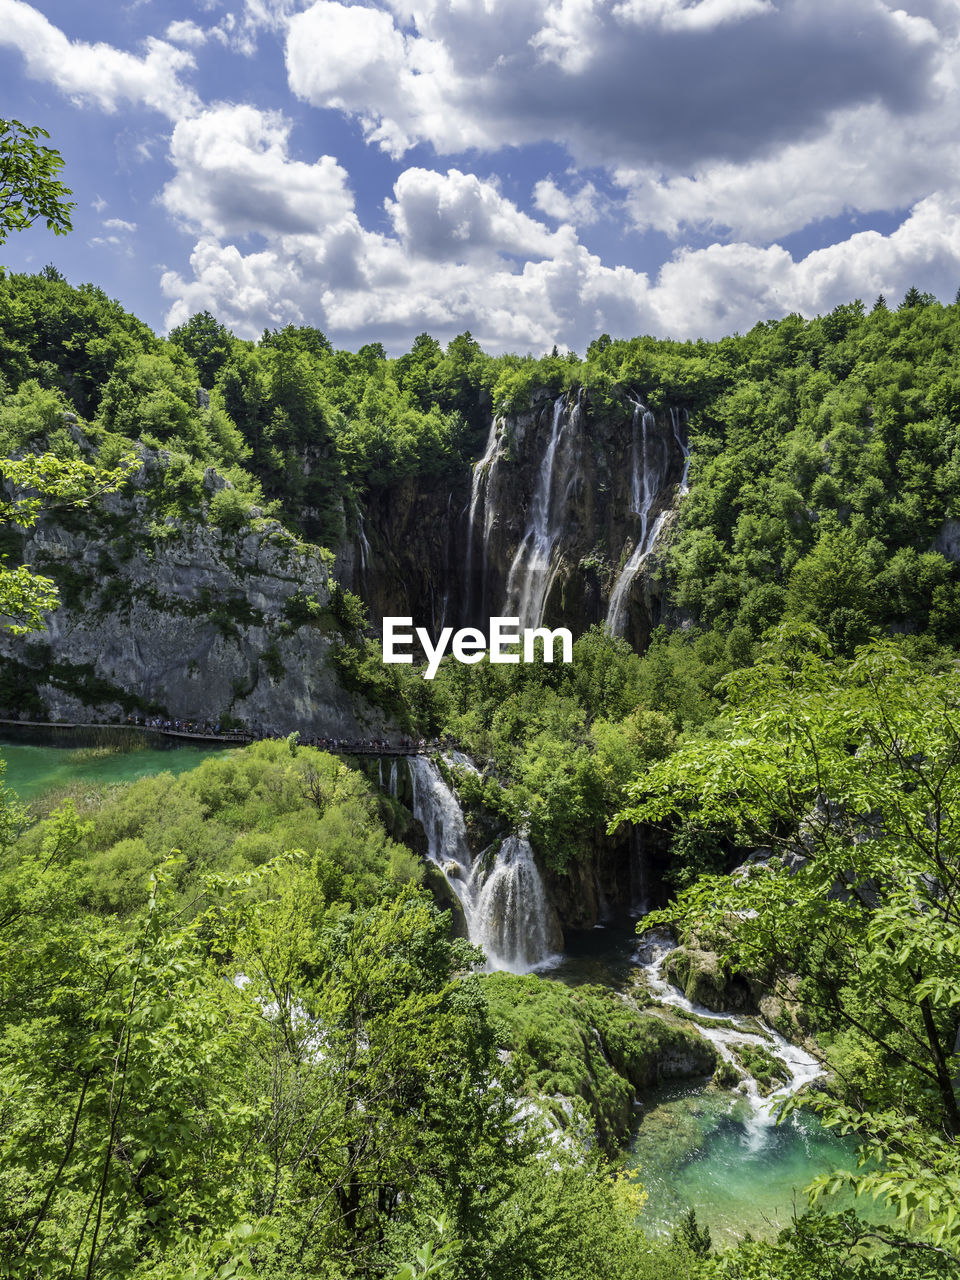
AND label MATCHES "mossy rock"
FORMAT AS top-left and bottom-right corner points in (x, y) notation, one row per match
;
(423, 862), (468, 940)
(482, 974), (716, 1150)
(729, 1042), (789, 1097)
(665, 945), (756, 1014)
